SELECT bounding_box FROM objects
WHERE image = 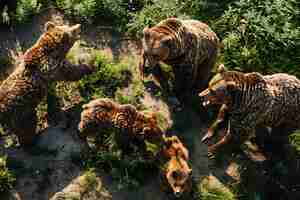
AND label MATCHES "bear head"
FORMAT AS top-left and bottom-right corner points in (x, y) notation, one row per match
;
(198, 64), (237, 107)
(78, 98), (117, 136)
